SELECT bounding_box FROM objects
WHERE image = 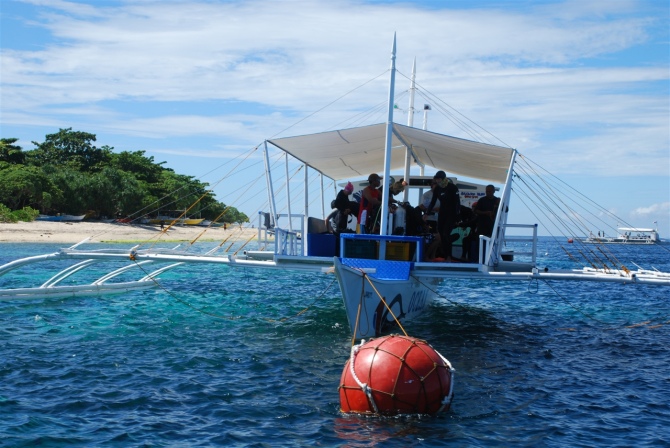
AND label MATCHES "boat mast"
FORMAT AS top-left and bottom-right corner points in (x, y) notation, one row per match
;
(379, 34), (397, 236)
(402, 57), (416, 203)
